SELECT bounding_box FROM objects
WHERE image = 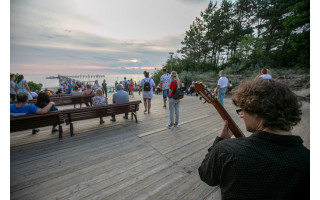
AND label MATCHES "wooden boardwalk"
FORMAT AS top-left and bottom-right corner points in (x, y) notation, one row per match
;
(10, 93), (310, 200)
